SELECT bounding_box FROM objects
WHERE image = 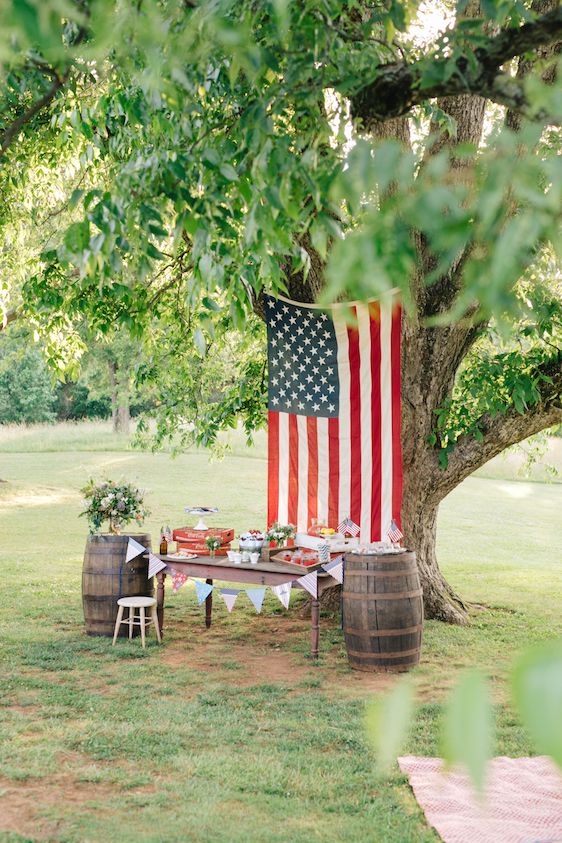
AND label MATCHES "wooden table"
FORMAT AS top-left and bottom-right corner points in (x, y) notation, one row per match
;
(154, 554), (333, 658)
